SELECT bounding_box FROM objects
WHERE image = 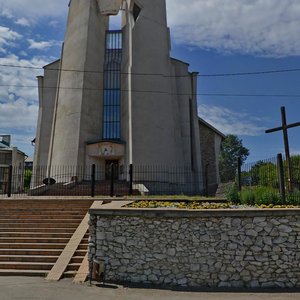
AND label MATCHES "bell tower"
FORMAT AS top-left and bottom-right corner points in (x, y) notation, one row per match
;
(48, 0), (108, 168)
